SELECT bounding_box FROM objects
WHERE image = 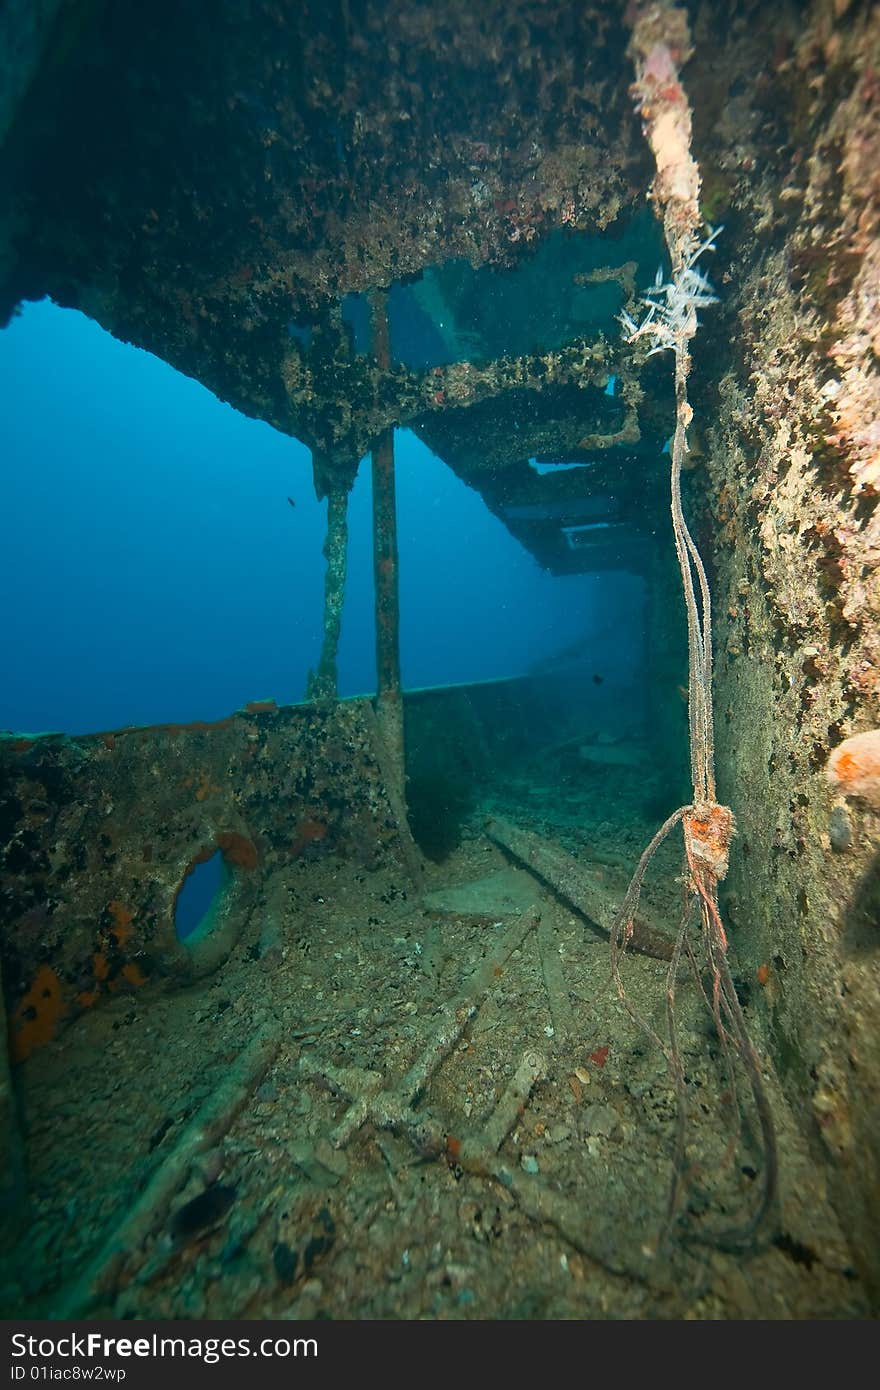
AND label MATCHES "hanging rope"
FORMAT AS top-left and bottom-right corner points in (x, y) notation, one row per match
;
(608, 2), (777, 1246)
